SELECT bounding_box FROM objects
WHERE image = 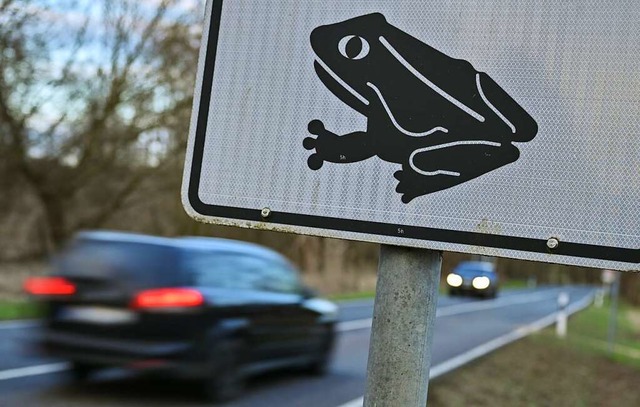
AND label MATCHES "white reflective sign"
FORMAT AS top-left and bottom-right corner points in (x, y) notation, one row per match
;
(183, 0), (639, 271)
